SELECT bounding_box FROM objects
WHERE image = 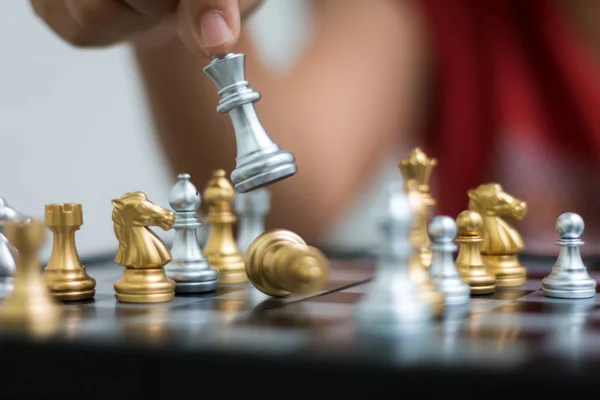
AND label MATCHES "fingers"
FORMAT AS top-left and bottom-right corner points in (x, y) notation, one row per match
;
(177, 0), (241, 57)
(30, 0), (177, 47)
(63, 0), (159, 35)
(30, 0), (120, 46)
(121, 0), (178, 18)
